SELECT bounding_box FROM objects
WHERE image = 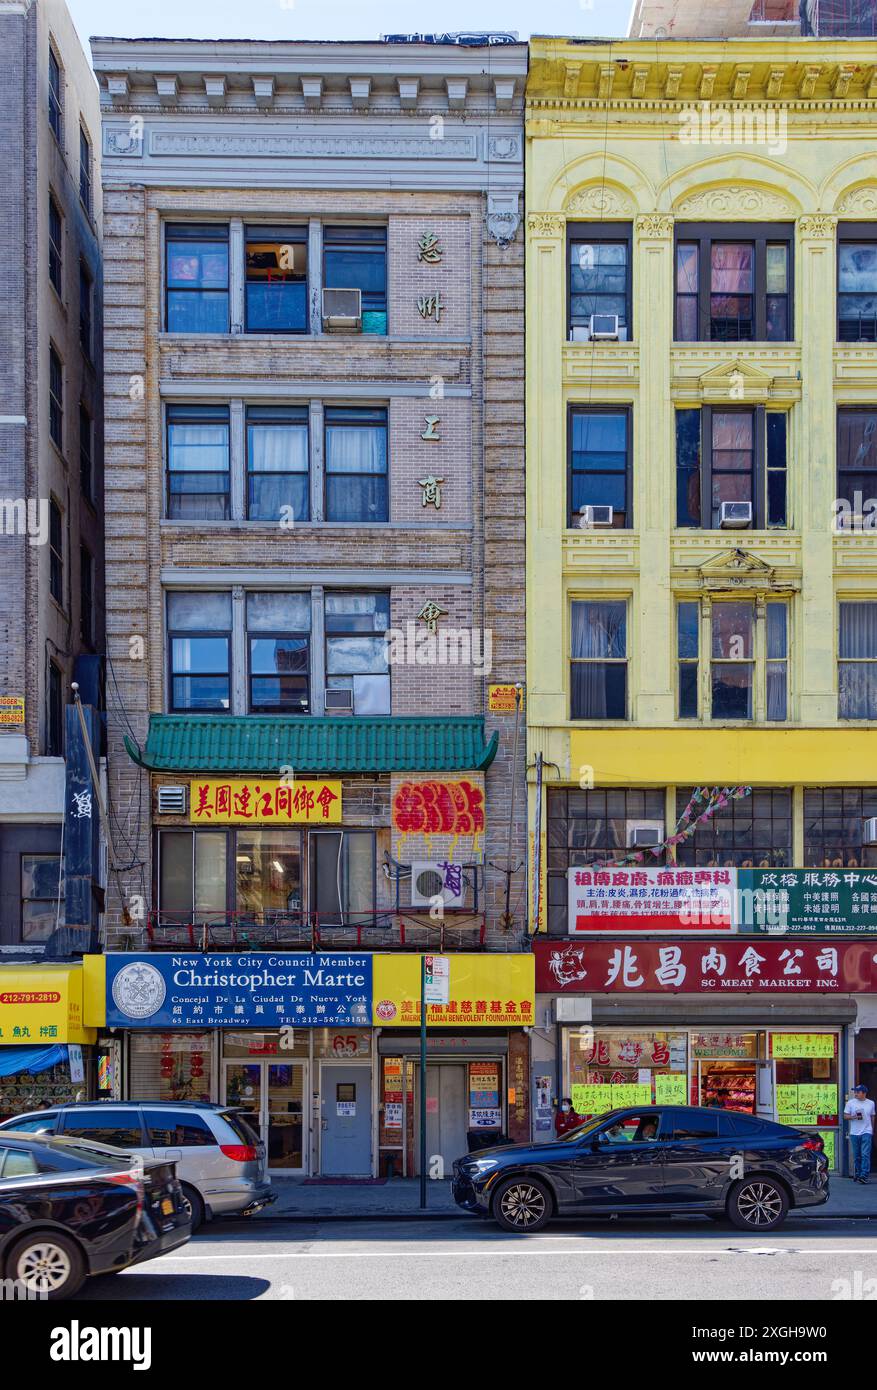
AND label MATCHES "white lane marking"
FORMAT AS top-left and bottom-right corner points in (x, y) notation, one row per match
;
(132, 1245), (877, 1264)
